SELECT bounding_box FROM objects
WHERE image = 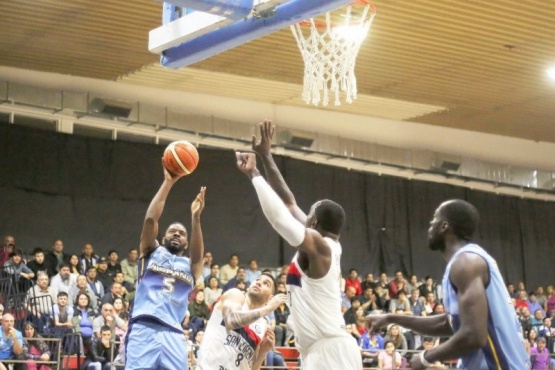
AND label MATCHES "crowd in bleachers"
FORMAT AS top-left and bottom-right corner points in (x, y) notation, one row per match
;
(1, 233), (555, 370)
